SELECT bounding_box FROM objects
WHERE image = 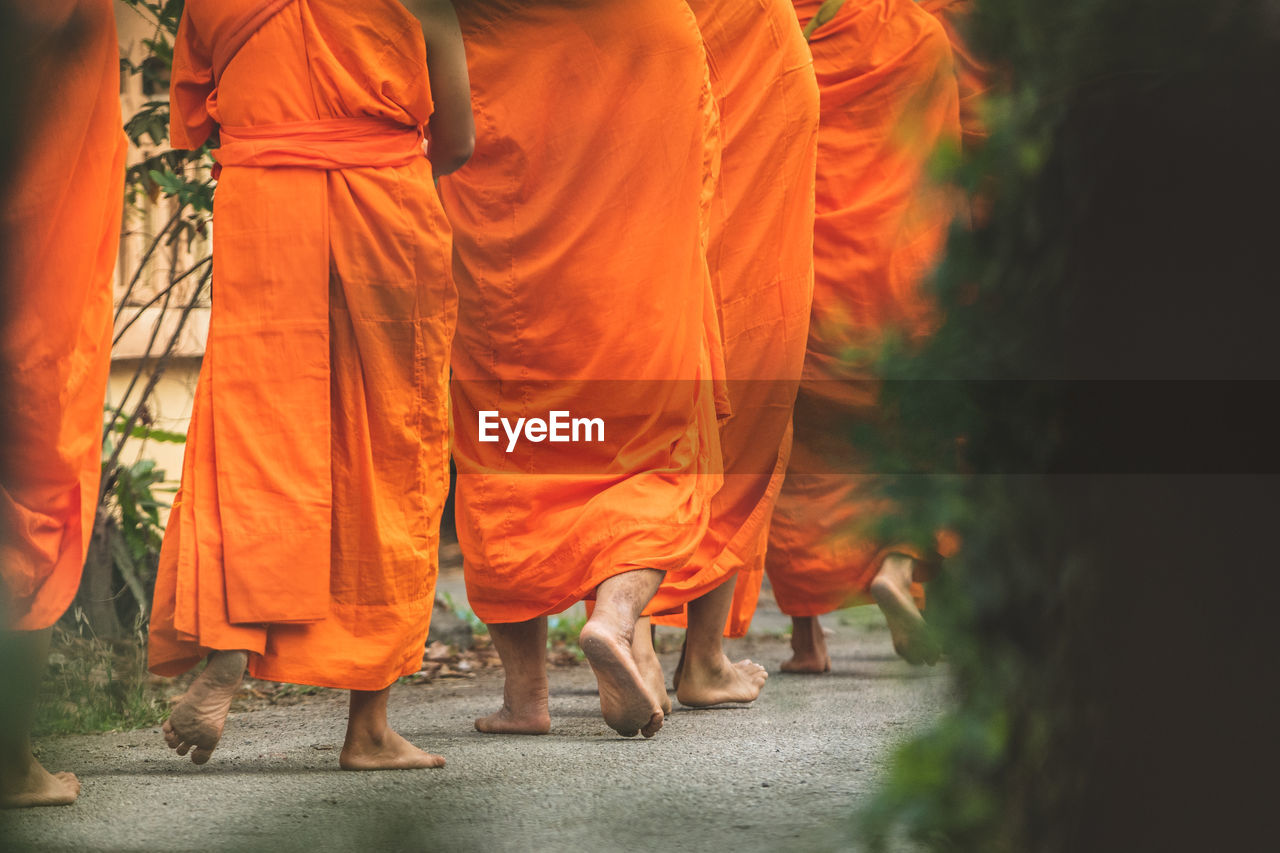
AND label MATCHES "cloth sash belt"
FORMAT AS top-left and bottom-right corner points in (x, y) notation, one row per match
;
(216, 117), (425, 170)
